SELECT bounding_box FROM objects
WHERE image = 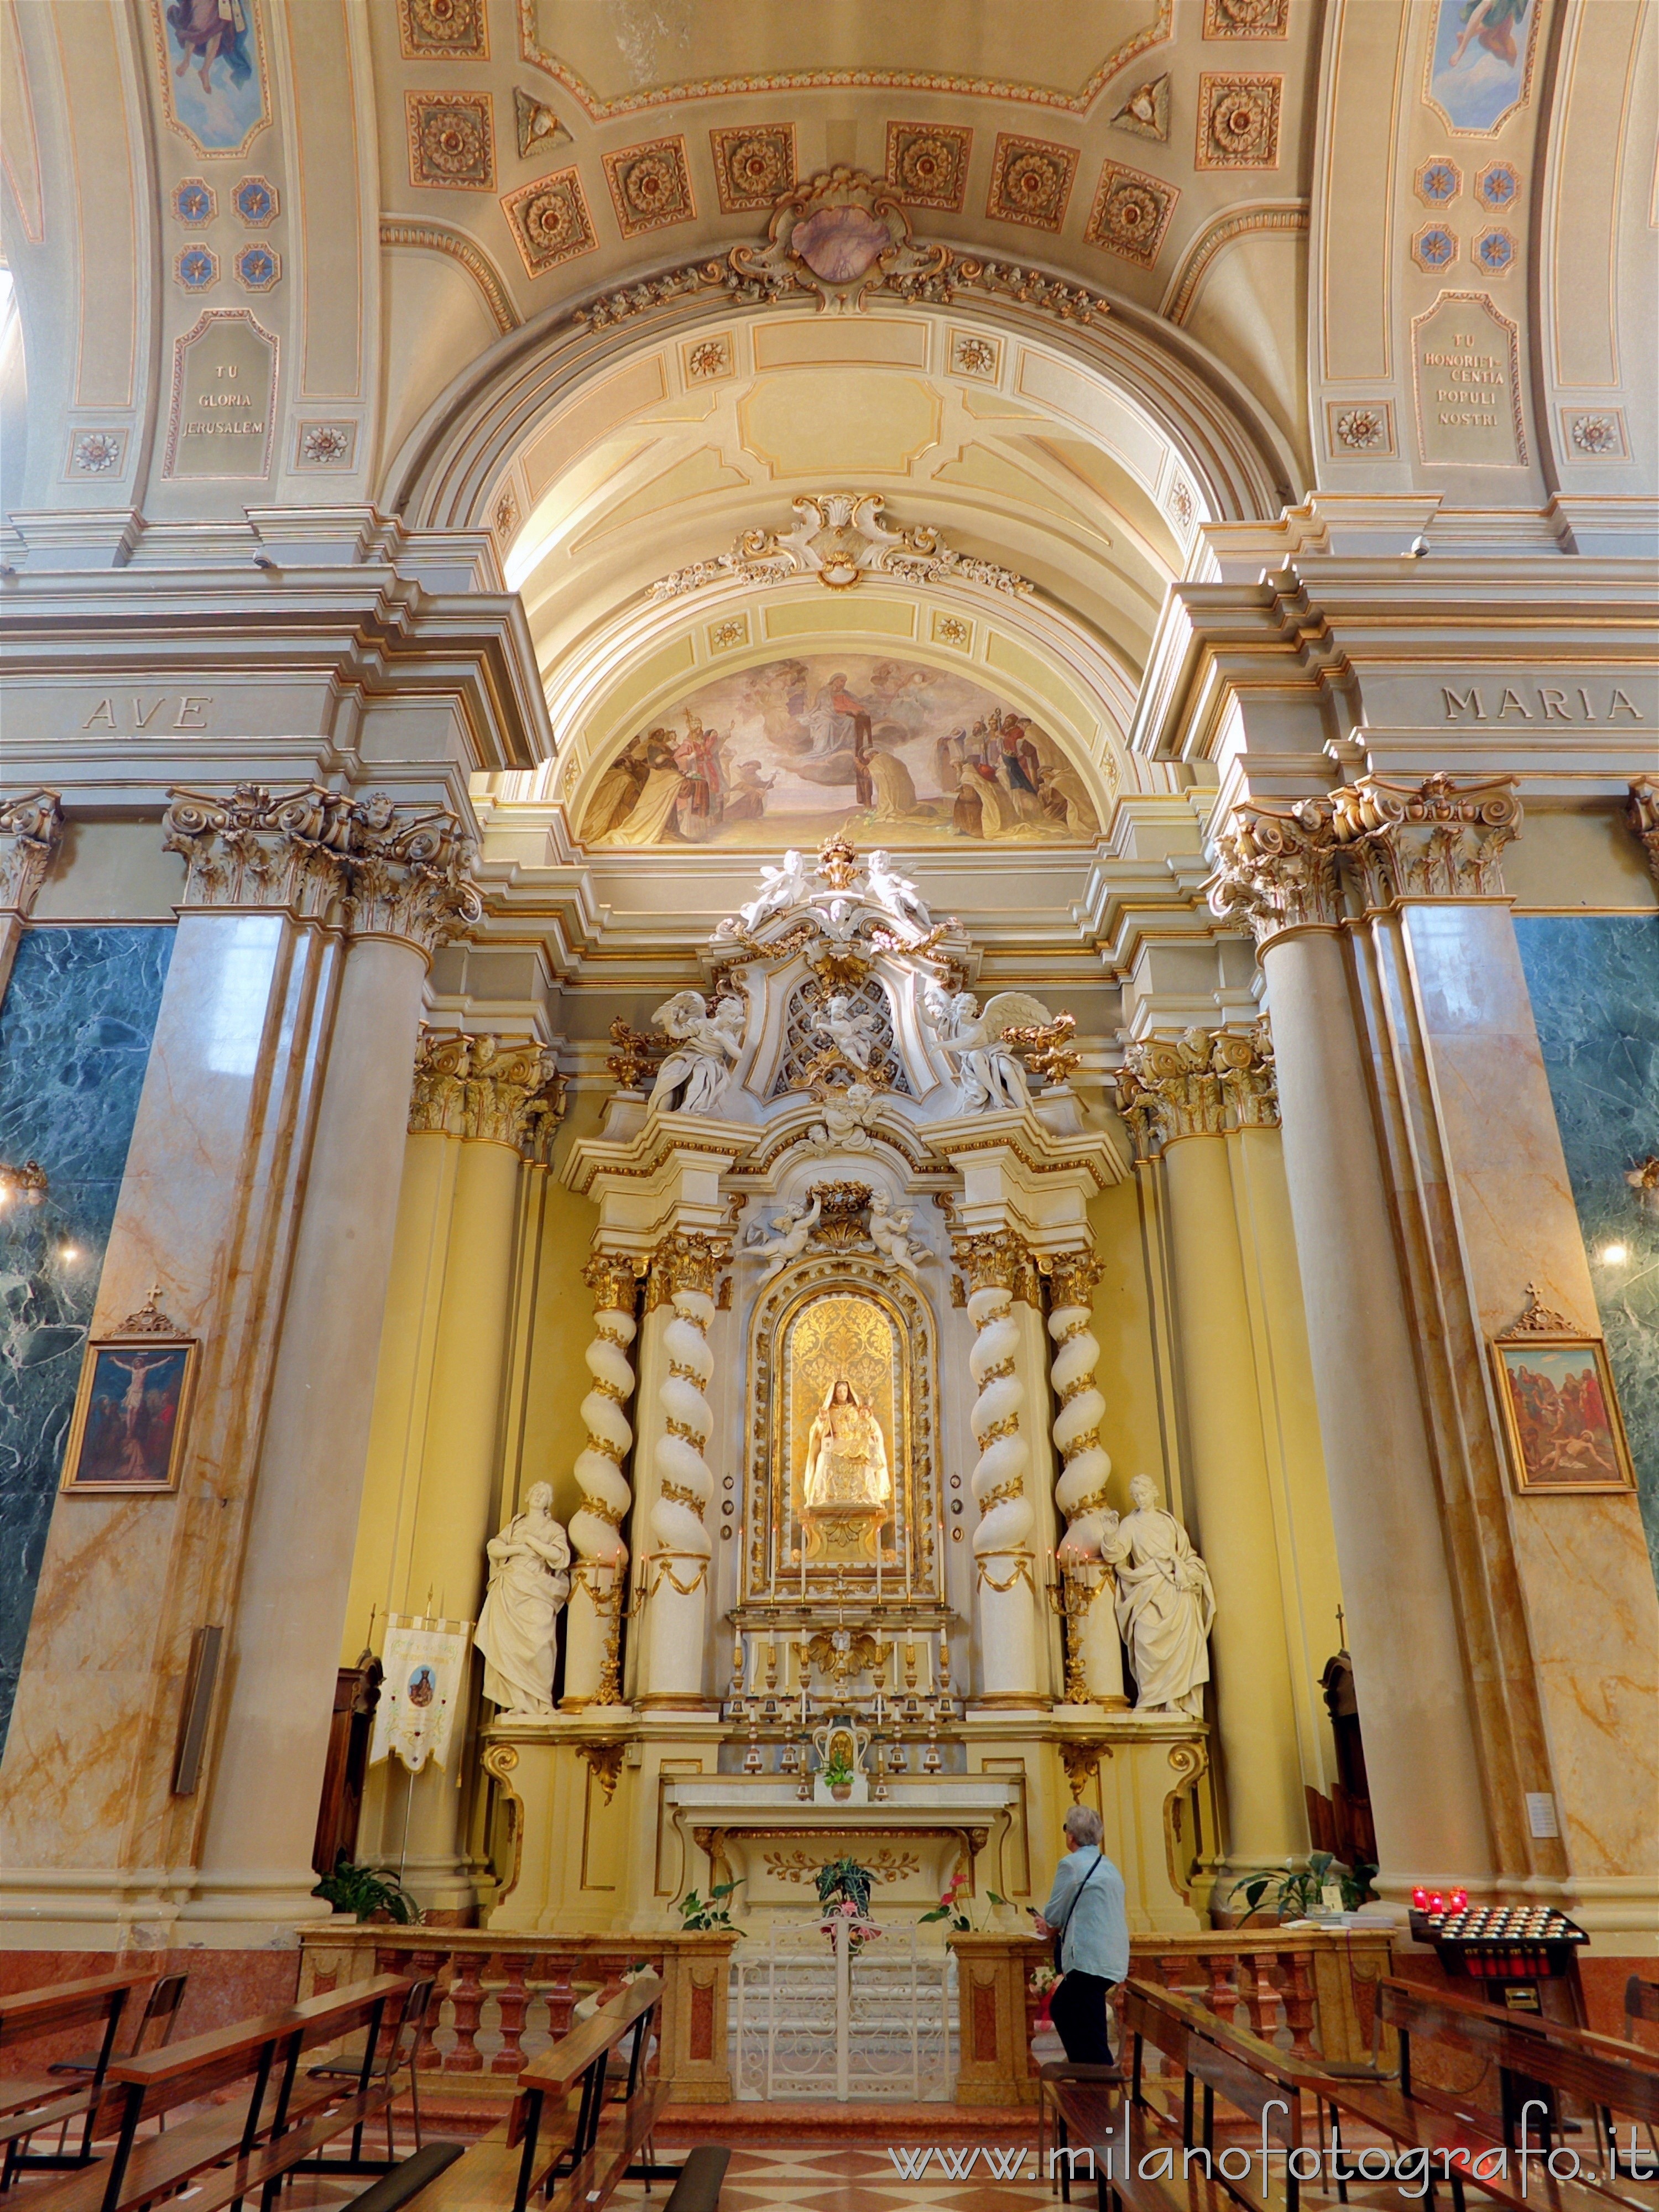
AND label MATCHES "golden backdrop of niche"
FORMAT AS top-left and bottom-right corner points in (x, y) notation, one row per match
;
(784, 1290), (902, 1517)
